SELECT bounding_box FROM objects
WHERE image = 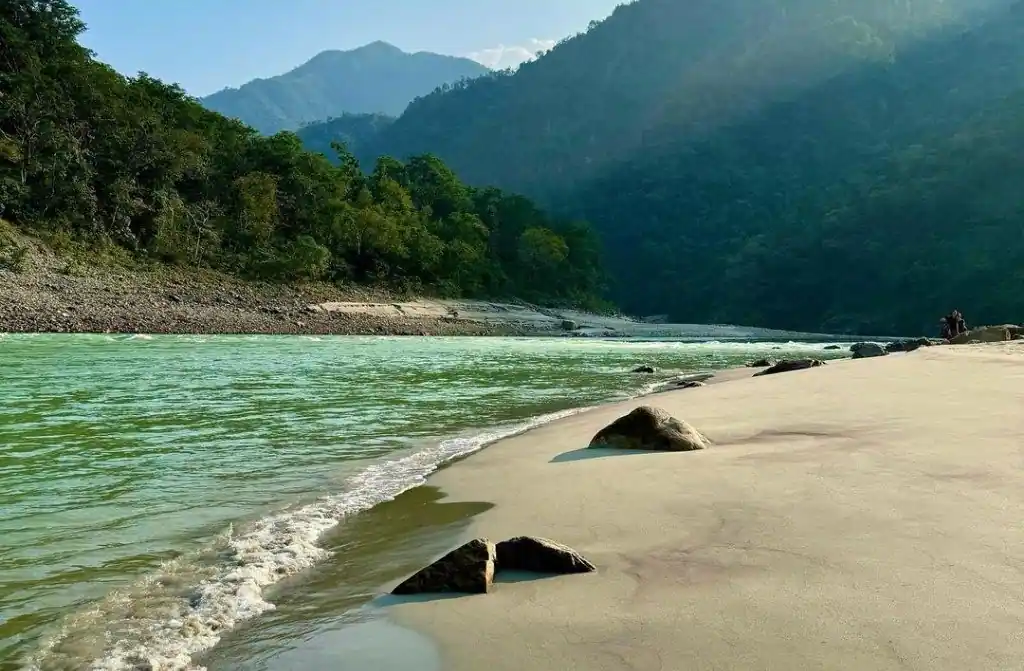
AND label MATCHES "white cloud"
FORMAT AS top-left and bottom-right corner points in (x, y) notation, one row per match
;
(468, 38), (557, 70)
